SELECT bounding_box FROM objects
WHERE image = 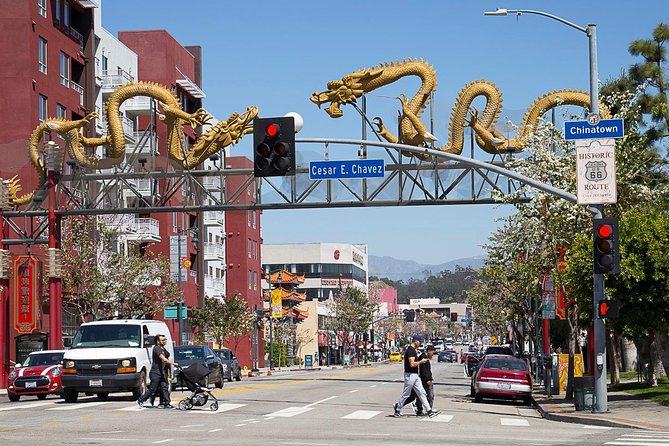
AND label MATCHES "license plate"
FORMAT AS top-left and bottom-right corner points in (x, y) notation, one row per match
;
(89, 379), (103, 387)
(25, 381), (37, 388)
(497, 383), (512, 390)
